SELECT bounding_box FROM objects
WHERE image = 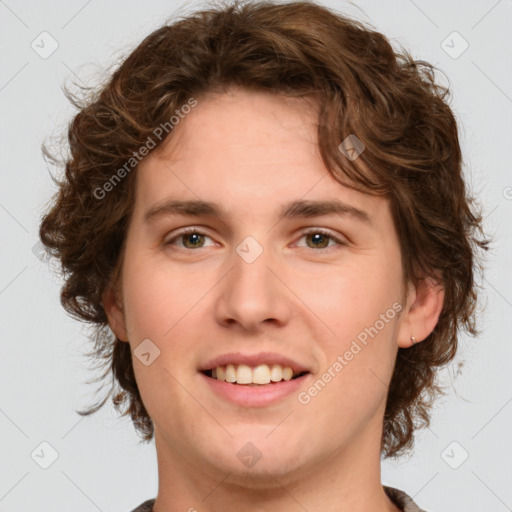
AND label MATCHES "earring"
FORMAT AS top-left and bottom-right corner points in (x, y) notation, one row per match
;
(410, 336), (417, 344)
